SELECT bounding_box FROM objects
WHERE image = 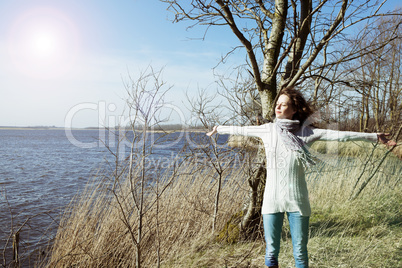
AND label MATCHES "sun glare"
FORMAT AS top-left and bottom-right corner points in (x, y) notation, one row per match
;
(7, 7), (80, 79)
(32, 32), (57, 57)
